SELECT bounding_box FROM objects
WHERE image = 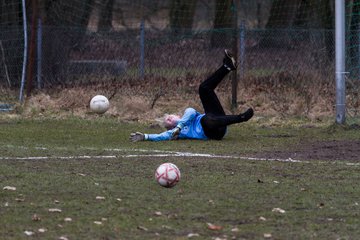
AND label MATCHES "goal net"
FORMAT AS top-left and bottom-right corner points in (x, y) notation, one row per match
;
(0, 0), (359, 120)
(0, 1), (24, 90)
